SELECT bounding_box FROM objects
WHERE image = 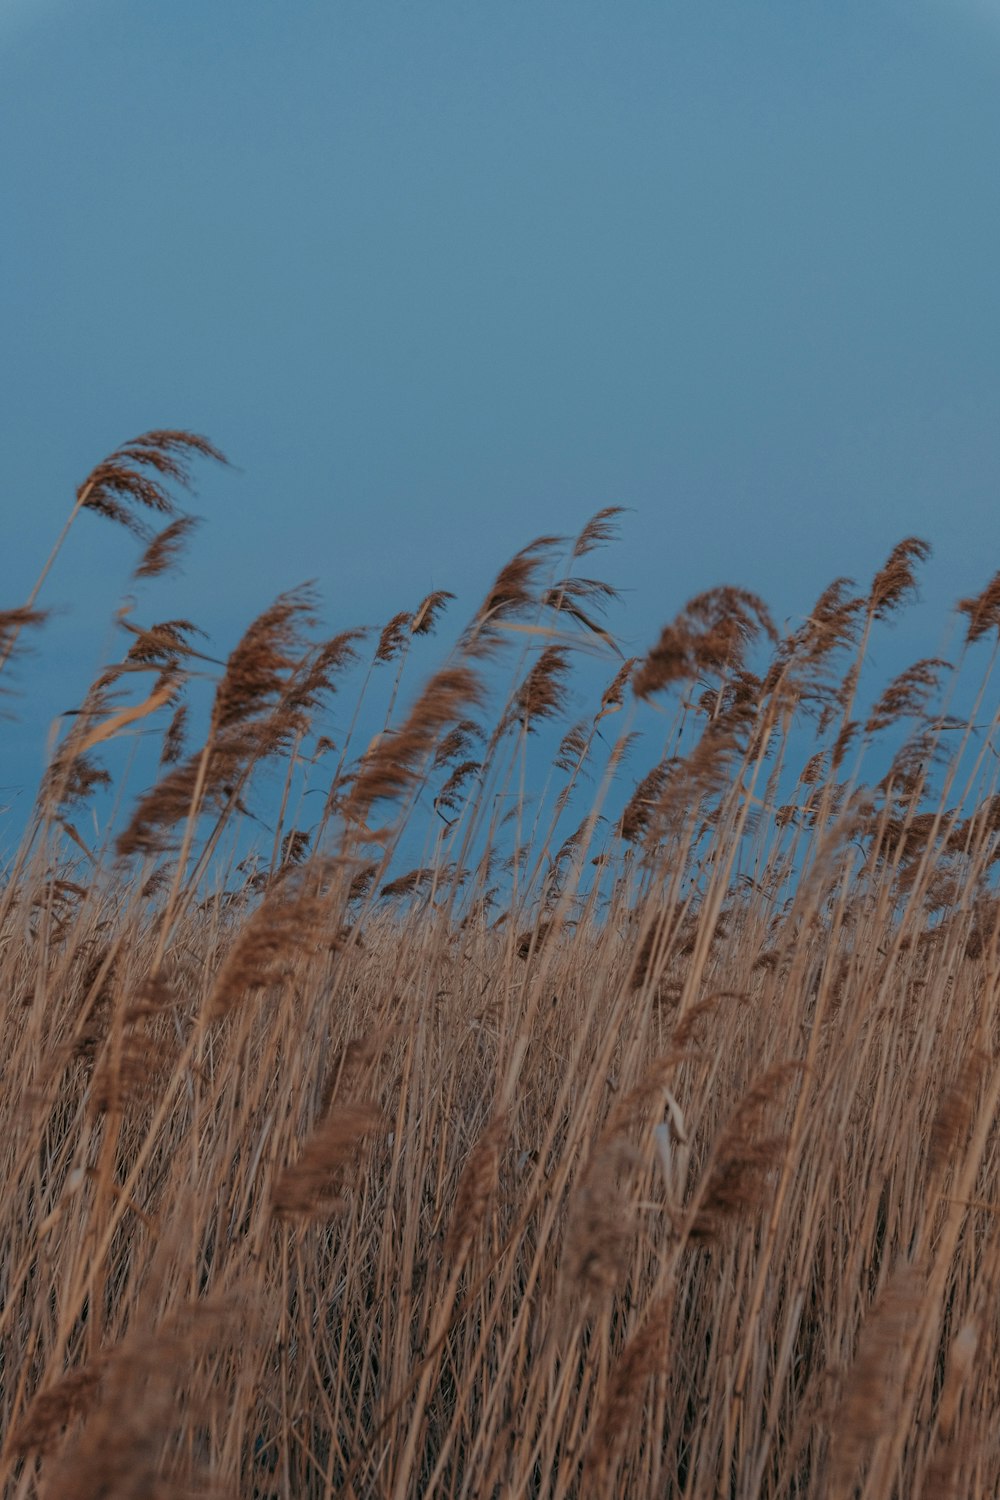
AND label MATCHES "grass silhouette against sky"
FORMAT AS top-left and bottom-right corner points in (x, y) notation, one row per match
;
(3, 0), (1000, 798)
